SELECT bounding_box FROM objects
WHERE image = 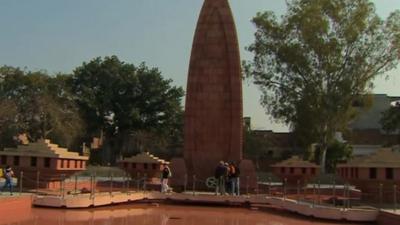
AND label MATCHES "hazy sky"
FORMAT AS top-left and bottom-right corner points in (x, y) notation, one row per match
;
(0, 0), (399, 131)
